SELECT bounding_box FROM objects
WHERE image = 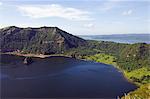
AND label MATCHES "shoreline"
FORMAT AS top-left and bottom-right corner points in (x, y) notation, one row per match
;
(1, 52), (138, 86)
(109, 63), (139, 86)
(85, 58), (139, 87)
(0, 52), (71, 58)
(112, 64), (141, 87)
